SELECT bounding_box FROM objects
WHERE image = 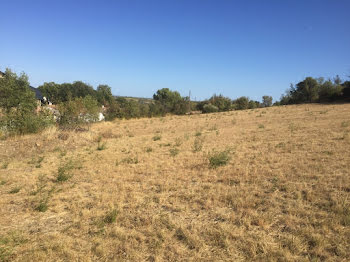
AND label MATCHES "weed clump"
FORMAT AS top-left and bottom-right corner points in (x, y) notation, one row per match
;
(97, 141), (107, 151)
(36, 198), (49, 212)
(153, 135), (161, 141)
(169, 148), (179, 157)
(174, 137), (182, 147)
(1, 162), (9, 169)
(9, 187), (21, 194)
(56, 159), (80, 182)
(209, 150), (231, 168)
(120, 156), (139, 165)
(192, 137), (204, 152)
(103, 209), (118, 224)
